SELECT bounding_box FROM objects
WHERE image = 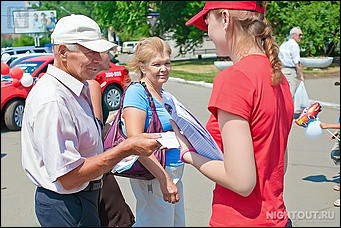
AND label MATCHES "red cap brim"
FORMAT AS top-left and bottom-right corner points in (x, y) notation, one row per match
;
(185, 9), (209, 31)
(185, 1), (265, 31)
